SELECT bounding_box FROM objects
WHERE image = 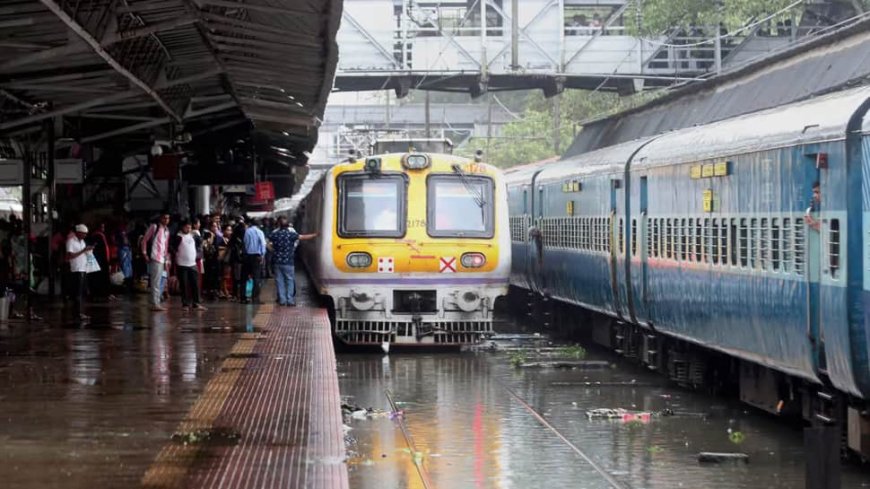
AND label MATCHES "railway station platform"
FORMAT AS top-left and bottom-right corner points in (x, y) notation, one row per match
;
(0, 281), (348, 489)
